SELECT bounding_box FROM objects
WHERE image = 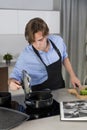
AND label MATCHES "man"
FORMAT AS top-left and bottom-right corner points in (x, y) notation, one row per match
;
(8, 17), (81, 91)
